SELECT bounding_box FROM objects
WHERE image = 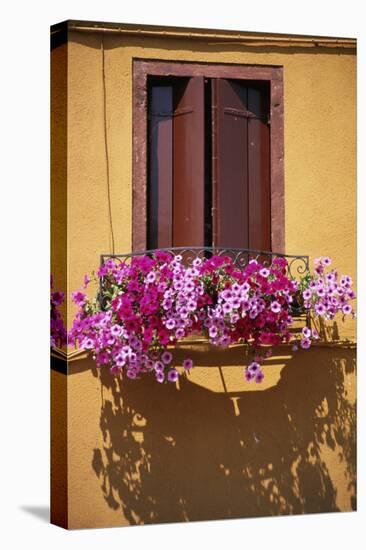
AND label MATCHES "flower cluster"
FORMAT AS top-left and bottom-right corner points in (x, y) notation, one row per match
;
(50, 277), (67, 348)
(69, 252), (310, 384)
(68, 253), (355, 384)
(302, 256), (356, 325)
